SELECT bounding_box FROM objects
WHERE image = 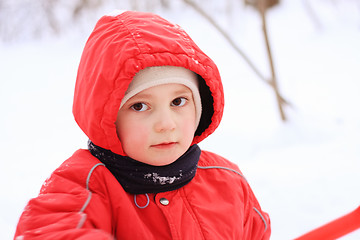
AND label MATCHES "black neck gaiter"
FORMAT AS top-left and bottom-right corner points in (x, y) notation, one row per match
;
(88, 141), (201, 194)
